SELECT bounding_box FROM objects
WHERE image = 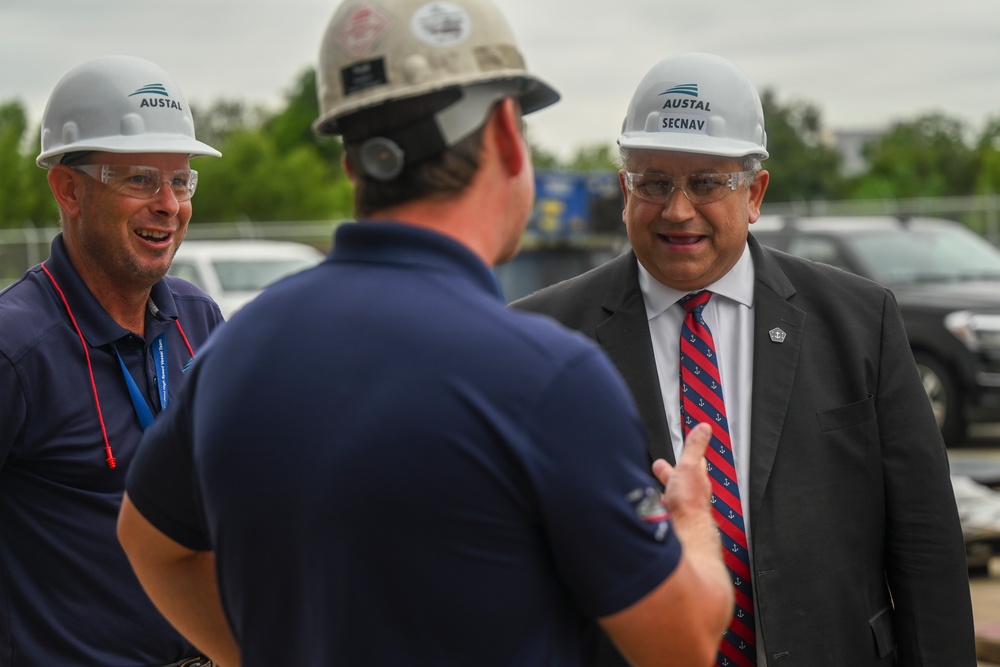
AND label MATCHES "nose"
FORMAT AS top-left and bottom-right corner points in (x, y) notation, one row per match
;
(660, 185), (696, 222)
(148, 181), (182, 217)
